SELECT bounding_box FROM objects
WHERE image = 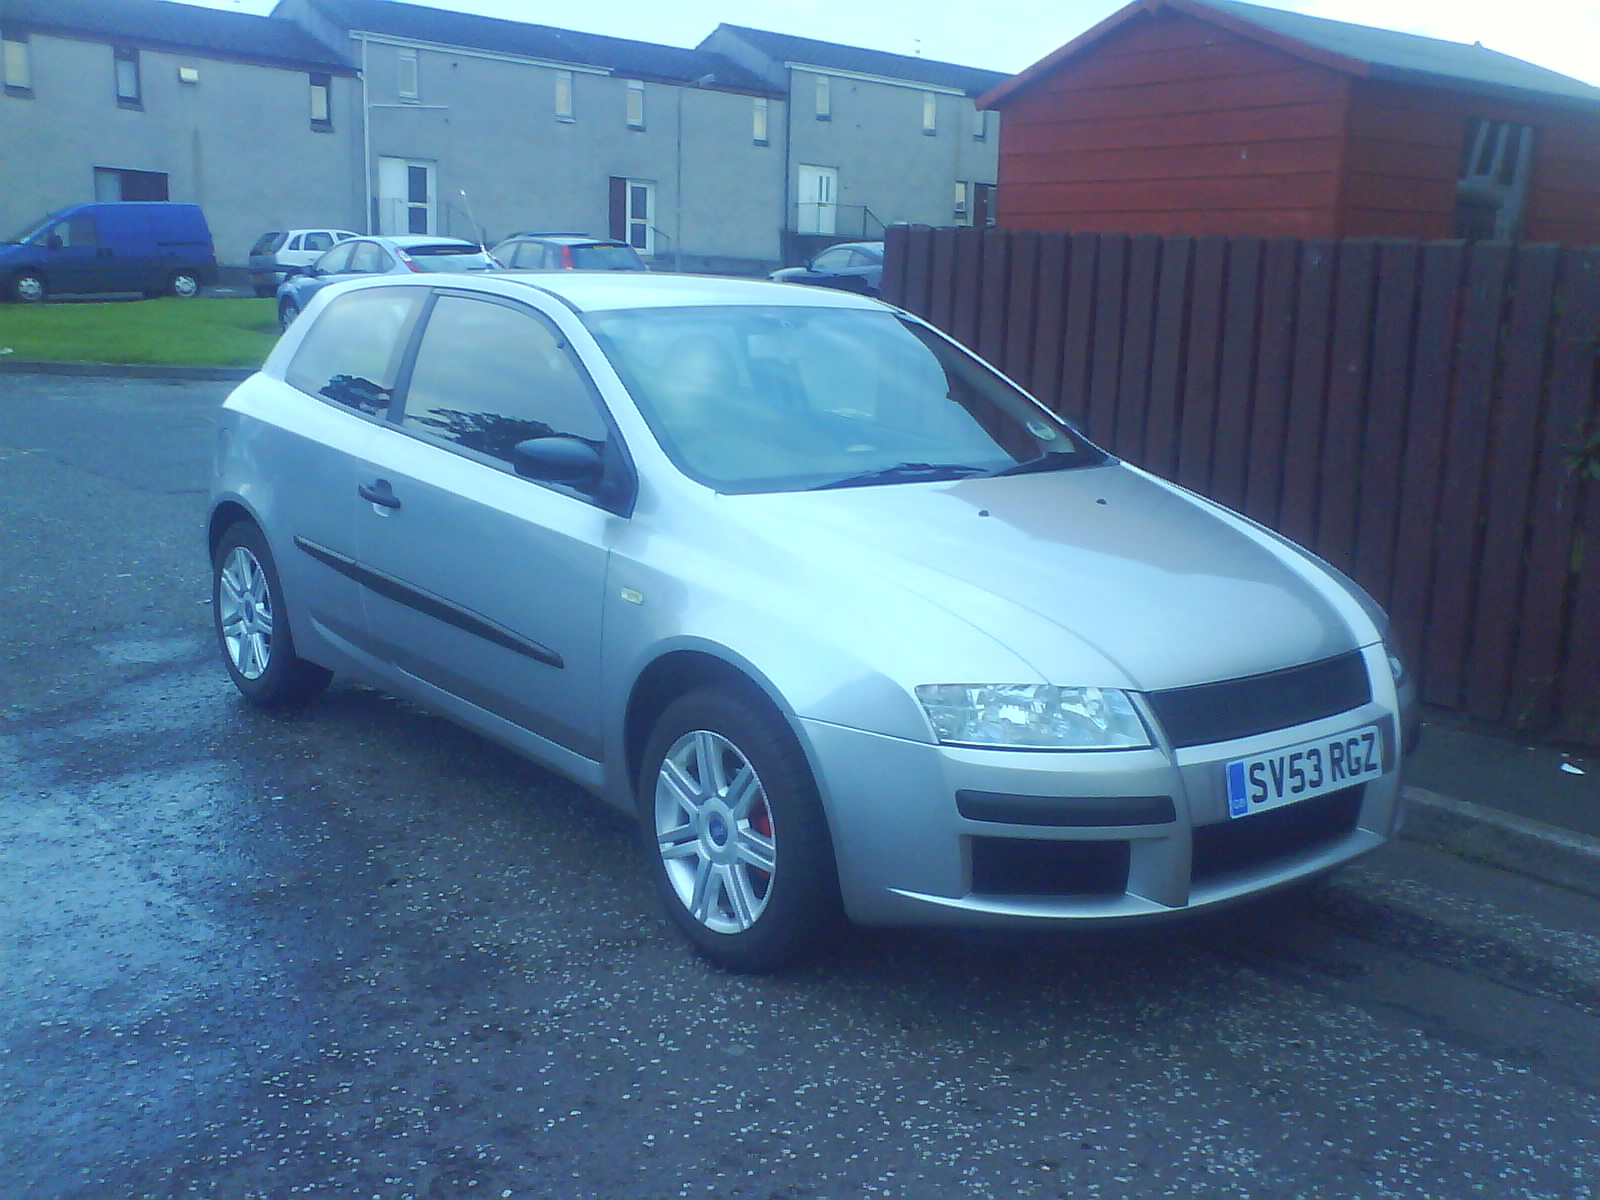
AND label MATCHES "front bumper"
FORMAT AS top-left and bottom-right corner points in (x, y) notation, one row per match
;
(801, 691), (1405, 929)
